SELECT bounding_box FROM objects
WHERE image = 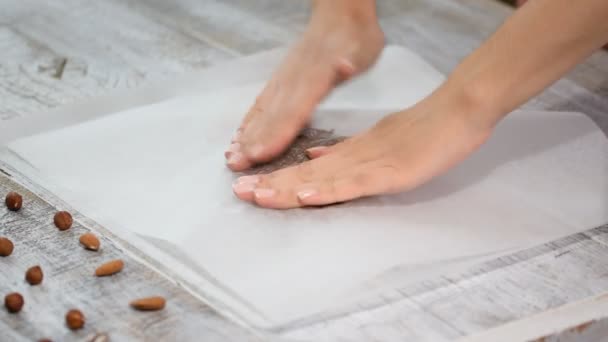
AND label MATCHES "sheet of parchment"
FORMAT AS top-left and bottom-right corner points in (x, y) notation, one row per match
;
(1, 46), (607, 329)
